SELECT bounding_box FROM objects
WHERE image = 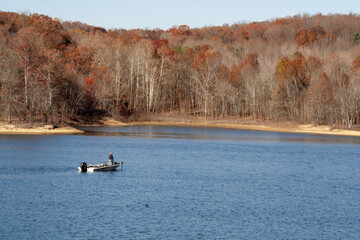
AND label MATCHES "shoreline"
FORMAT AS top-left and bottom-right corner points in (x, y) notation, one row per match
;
(1, 118), (360, 137)
(129, 121), (360, 137)
(0, 125), (84, 135)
